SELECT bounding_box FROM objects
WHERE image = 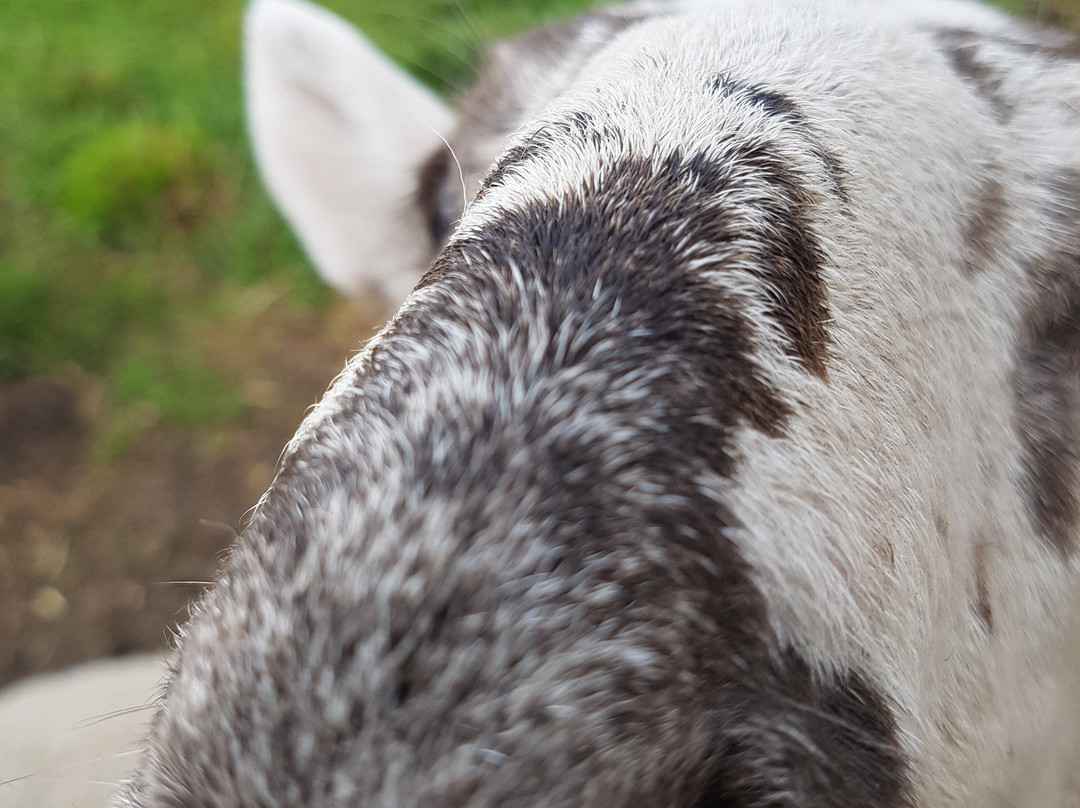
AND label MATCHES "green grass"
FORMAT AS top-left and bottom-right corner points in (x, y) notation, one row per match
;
(0, 0), (594, 442)
(0, 0), (1077, 443)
